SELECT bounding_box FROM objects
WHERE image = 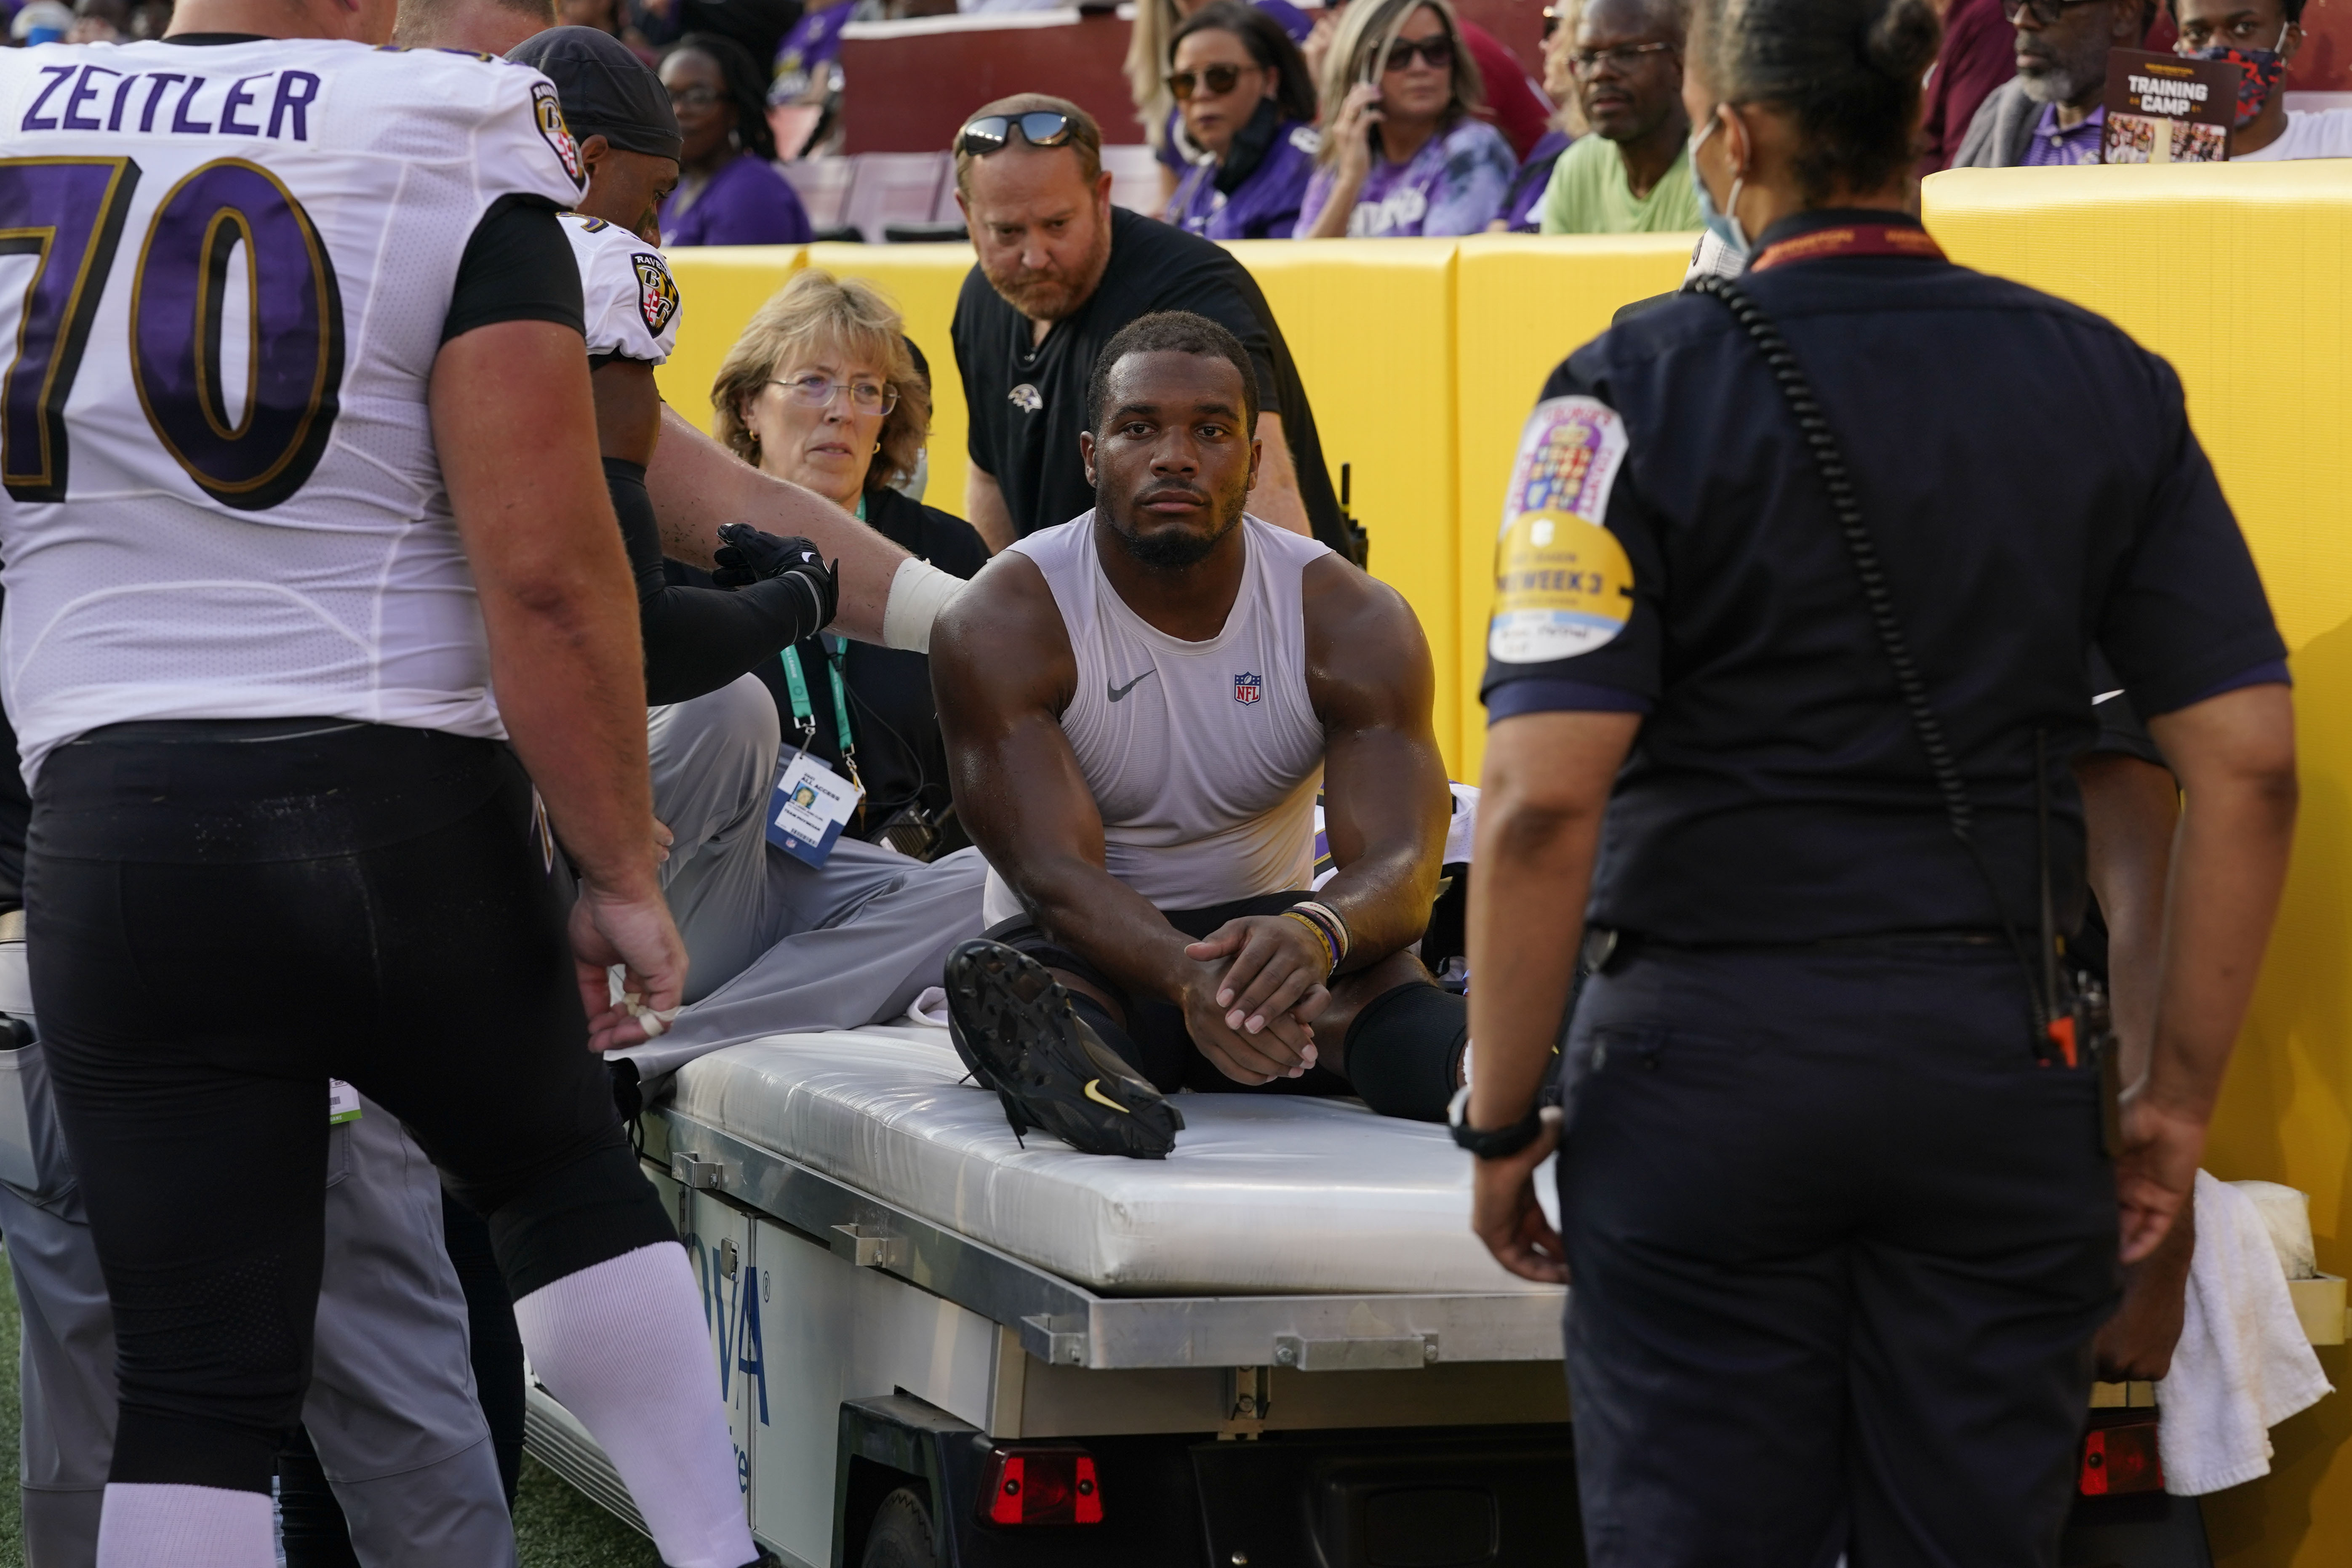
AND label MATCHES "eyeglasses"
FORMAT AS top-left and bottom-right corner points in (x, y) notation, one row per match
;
(1541, 5), (1563, 42)
(1382, 34), (1453, 72)
(1998, 0), (2103, 25)
(958, 111), (1076, 157)
(767, 375), (899, 416)
(667, 85), (722, 109)
(1167, 62), (1259, 101)
(1568, 40), (1675, 76)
